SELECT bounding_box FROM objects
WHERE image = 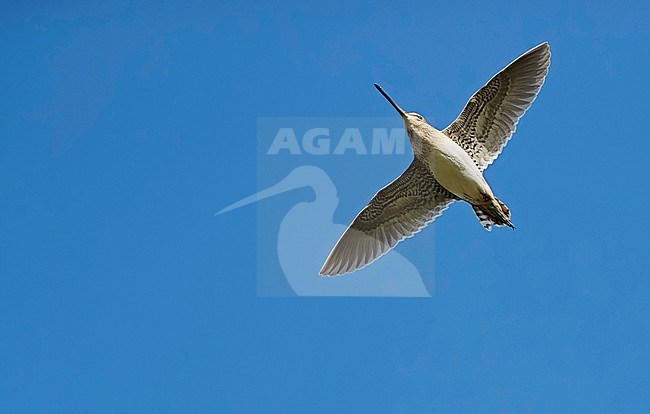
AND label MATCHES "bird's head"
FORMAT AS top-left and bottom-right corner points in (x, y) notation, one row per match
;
(407, 112), (428, 123)
(374, 84), (429, 128)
